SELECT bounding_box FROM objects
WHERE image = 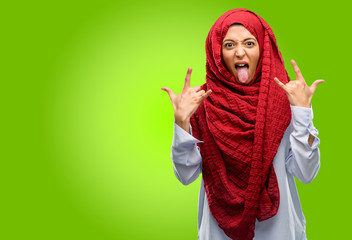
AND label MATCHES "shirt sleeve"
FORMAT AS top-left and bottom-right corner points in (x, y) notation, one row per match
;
(285, 105), (321, 184)
(171, 122), (203, 185)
